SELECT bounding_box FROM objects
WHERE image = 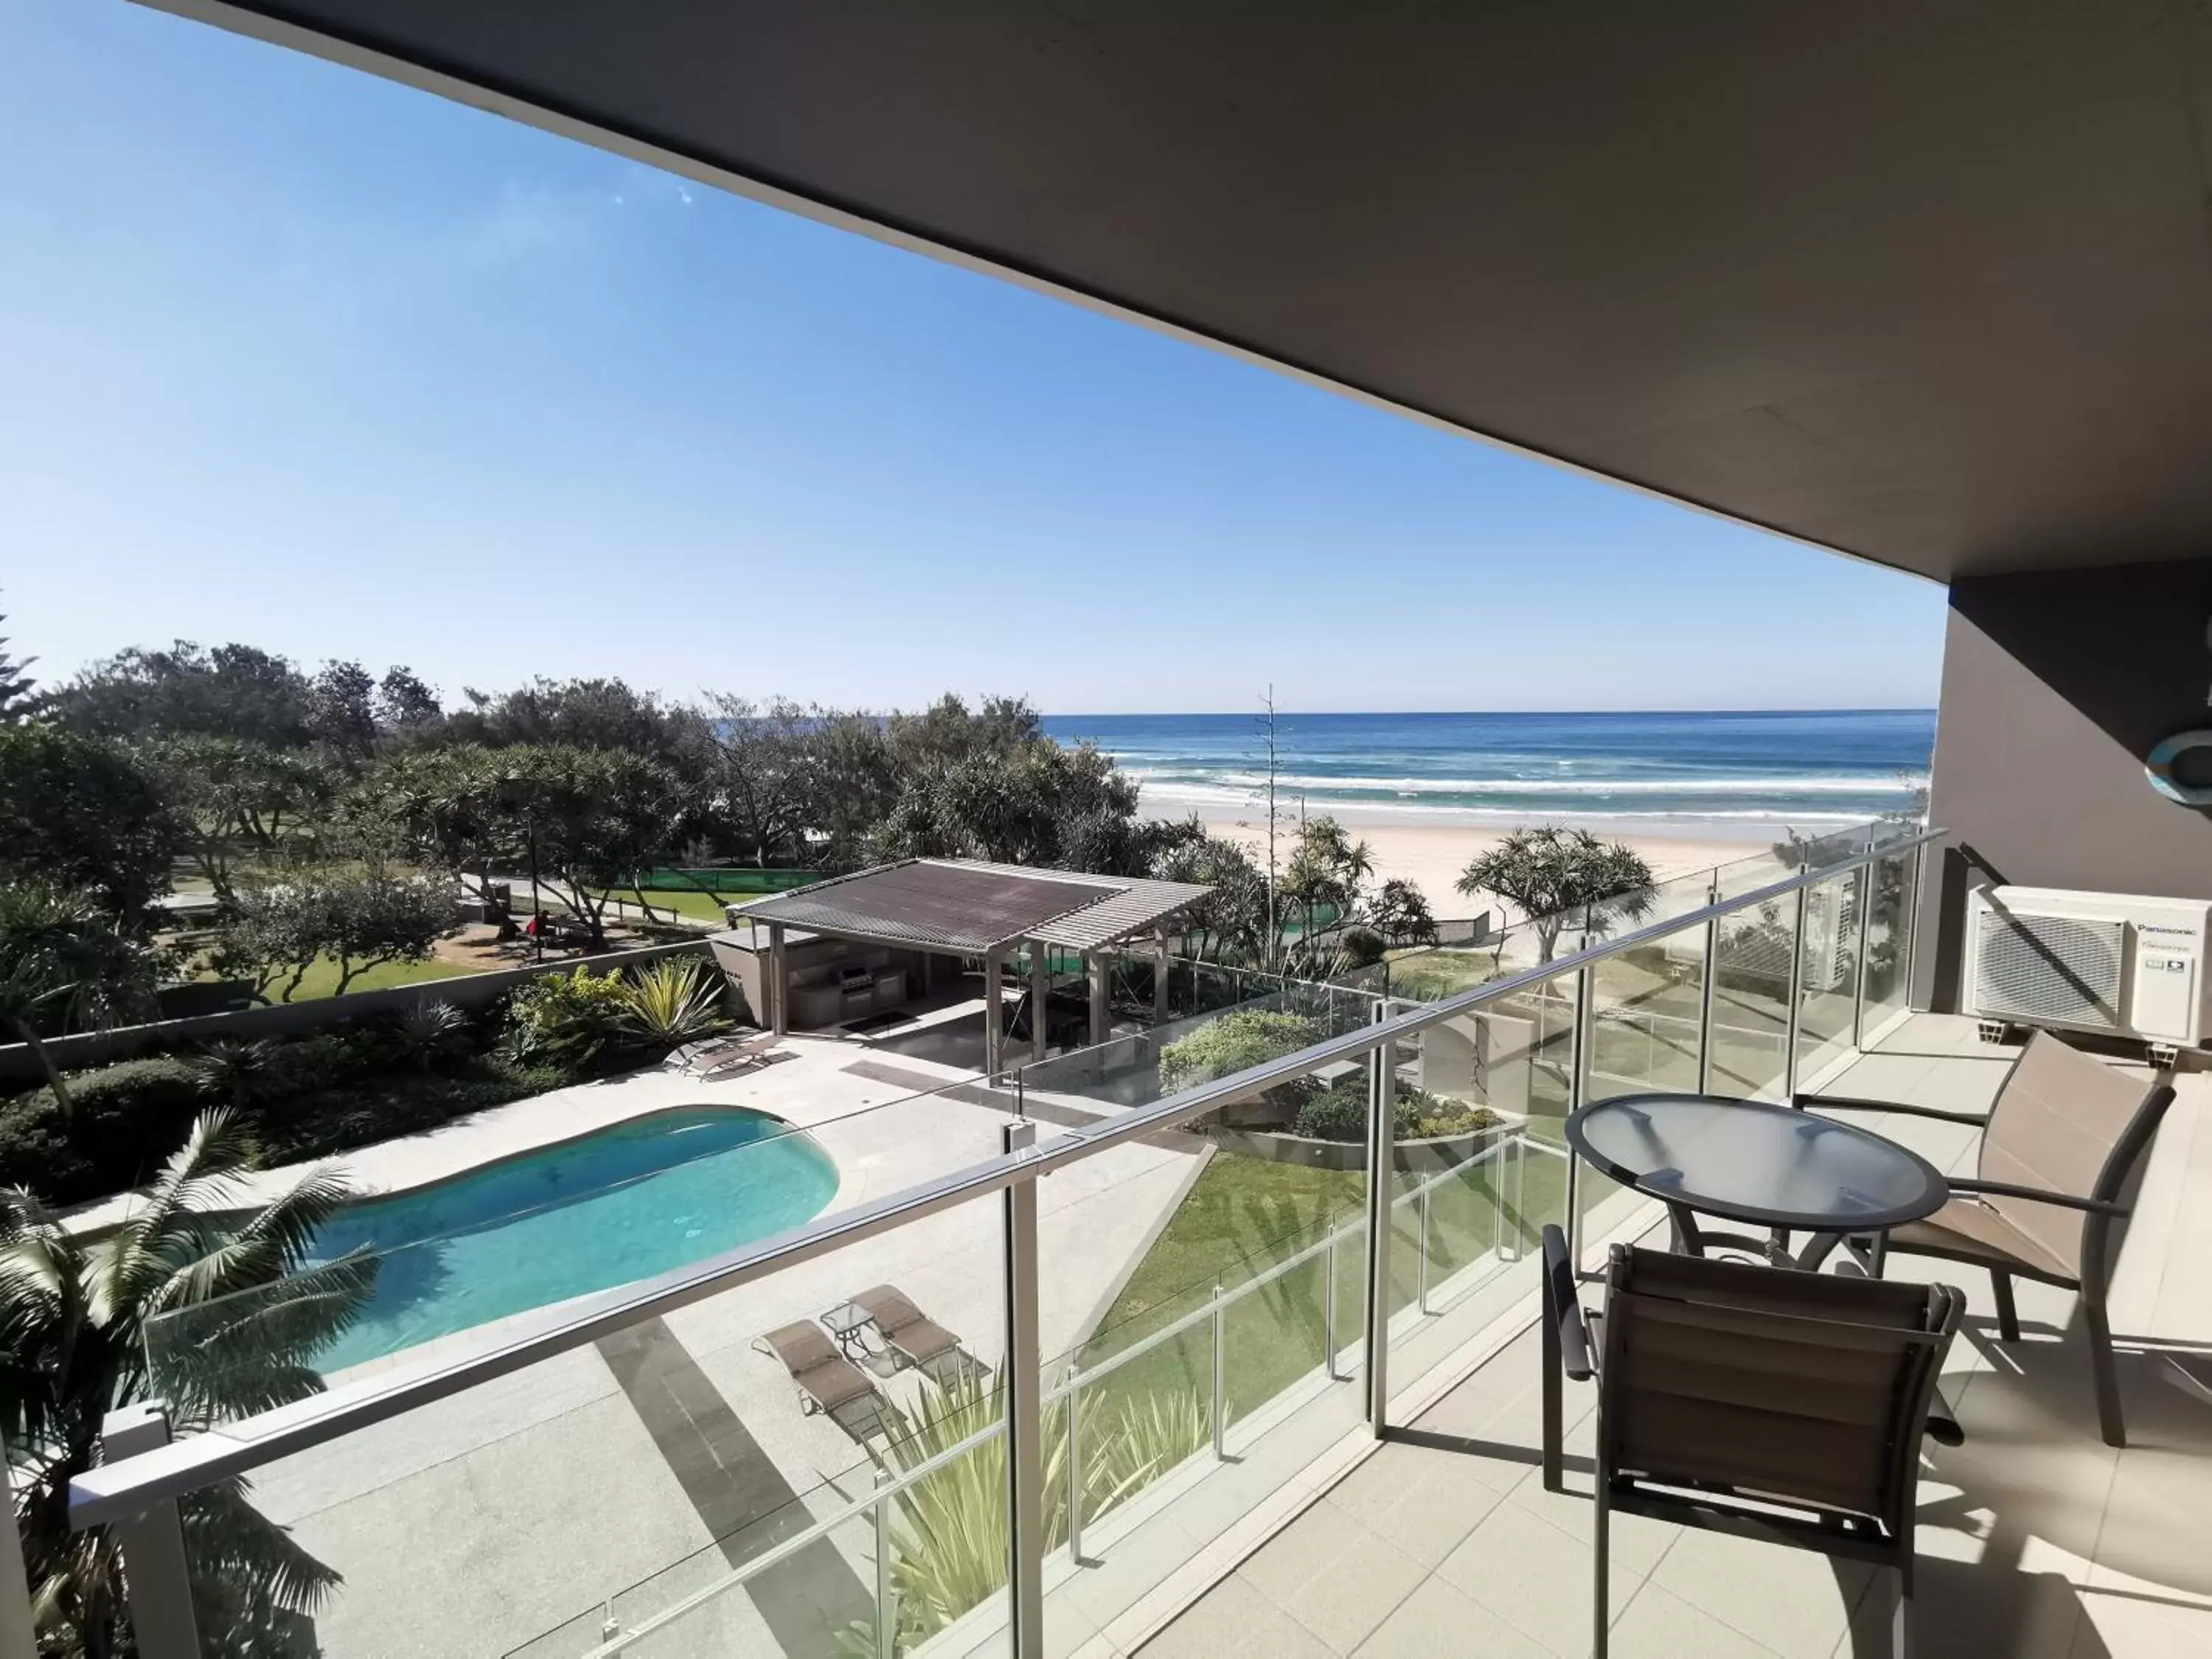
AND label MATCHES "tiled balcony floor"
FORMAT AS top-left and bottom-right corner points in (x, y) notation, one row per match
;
(1137, 1015), (2212, 1658)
